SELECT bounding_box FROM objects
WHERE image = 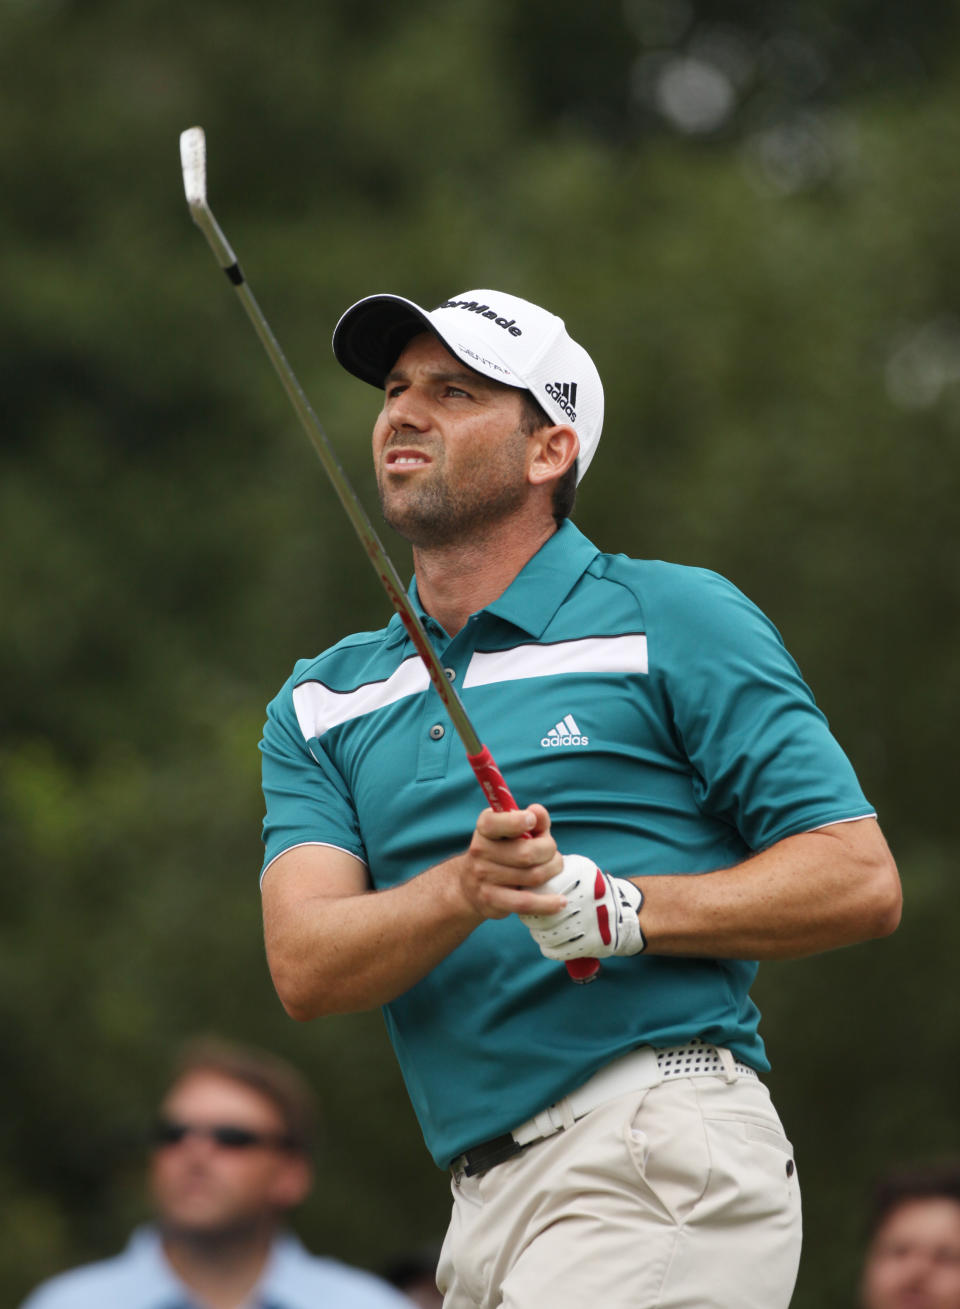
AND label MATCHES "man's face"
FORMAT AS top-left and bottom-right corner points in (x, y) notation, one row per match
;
(860, 1198), (960, 1309)
(372, 332), (533, 547)
(148, 1071), (309, 1241)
